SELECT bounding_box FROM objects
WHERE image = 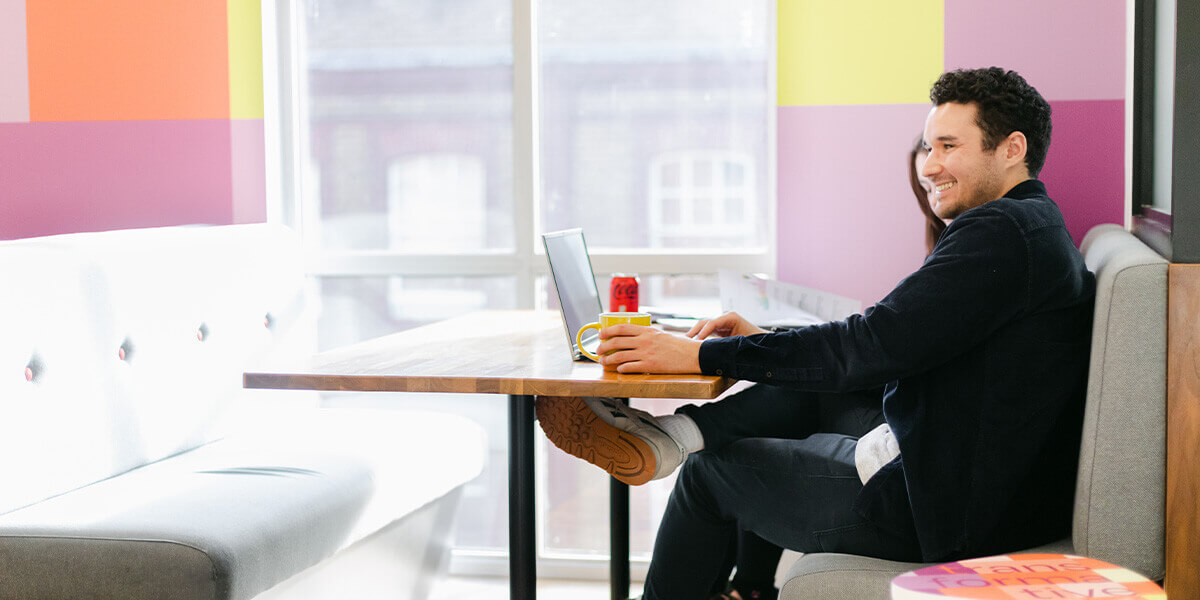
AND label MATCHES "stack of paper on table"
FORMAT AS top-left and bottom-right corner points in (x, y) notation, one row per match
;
(717, 269), (861, 329)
